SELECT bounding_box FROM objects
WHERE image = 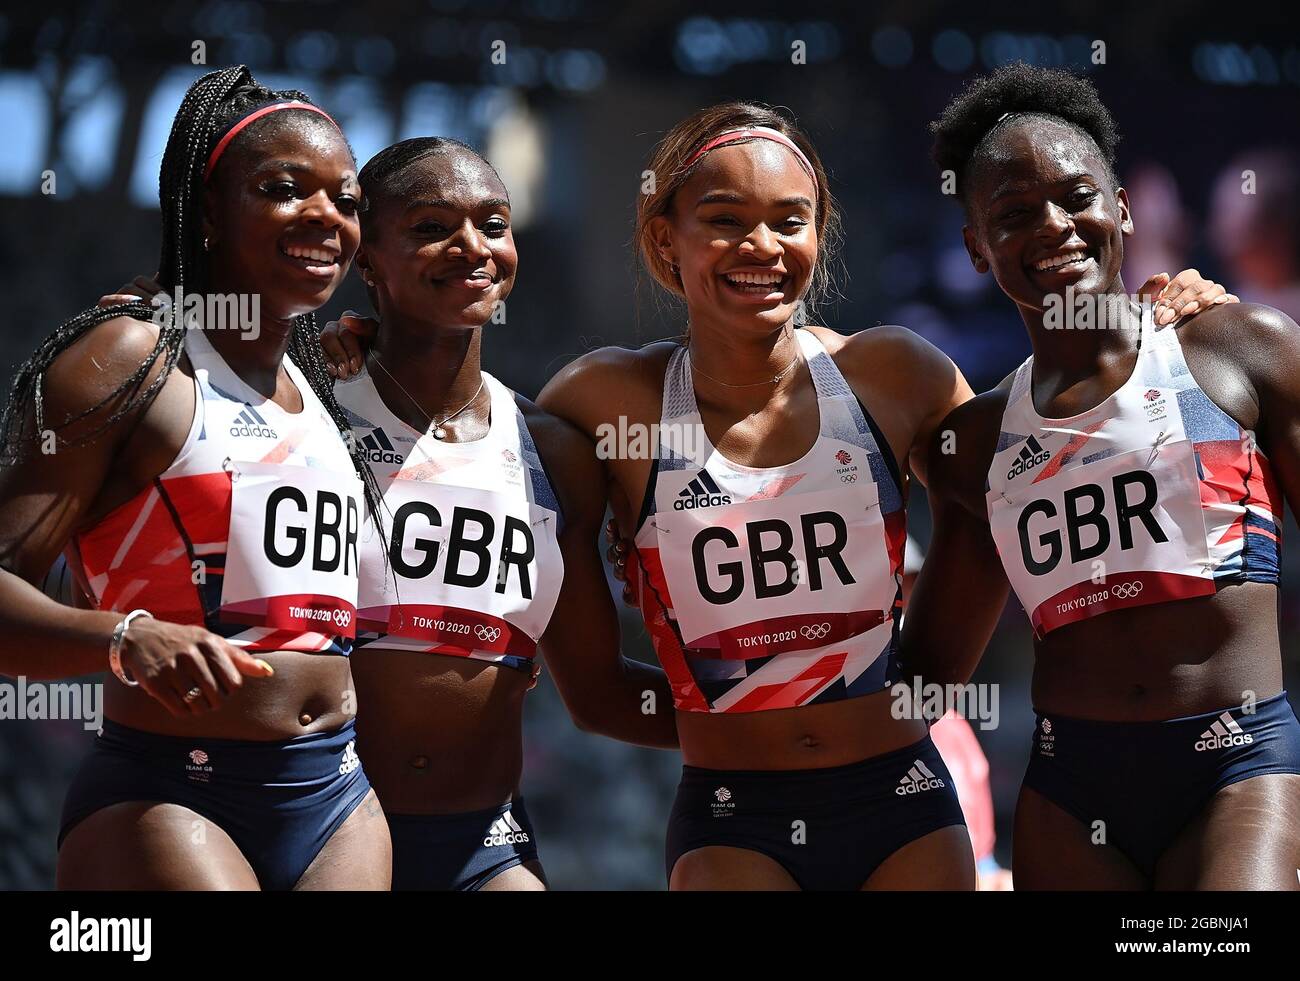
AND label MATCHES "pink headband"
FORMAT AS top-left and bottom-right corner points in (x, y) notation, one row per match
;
(204, 101), (341, 180)
(684, 126), (818, 188)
